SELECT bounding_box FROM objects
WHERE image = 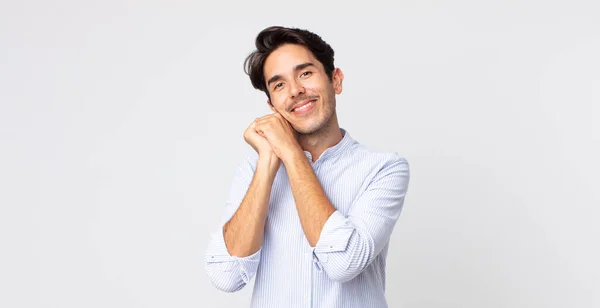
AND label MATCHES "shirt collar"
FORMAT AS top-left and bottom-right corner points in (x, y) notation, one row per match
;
(303, 128), (354, 162)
